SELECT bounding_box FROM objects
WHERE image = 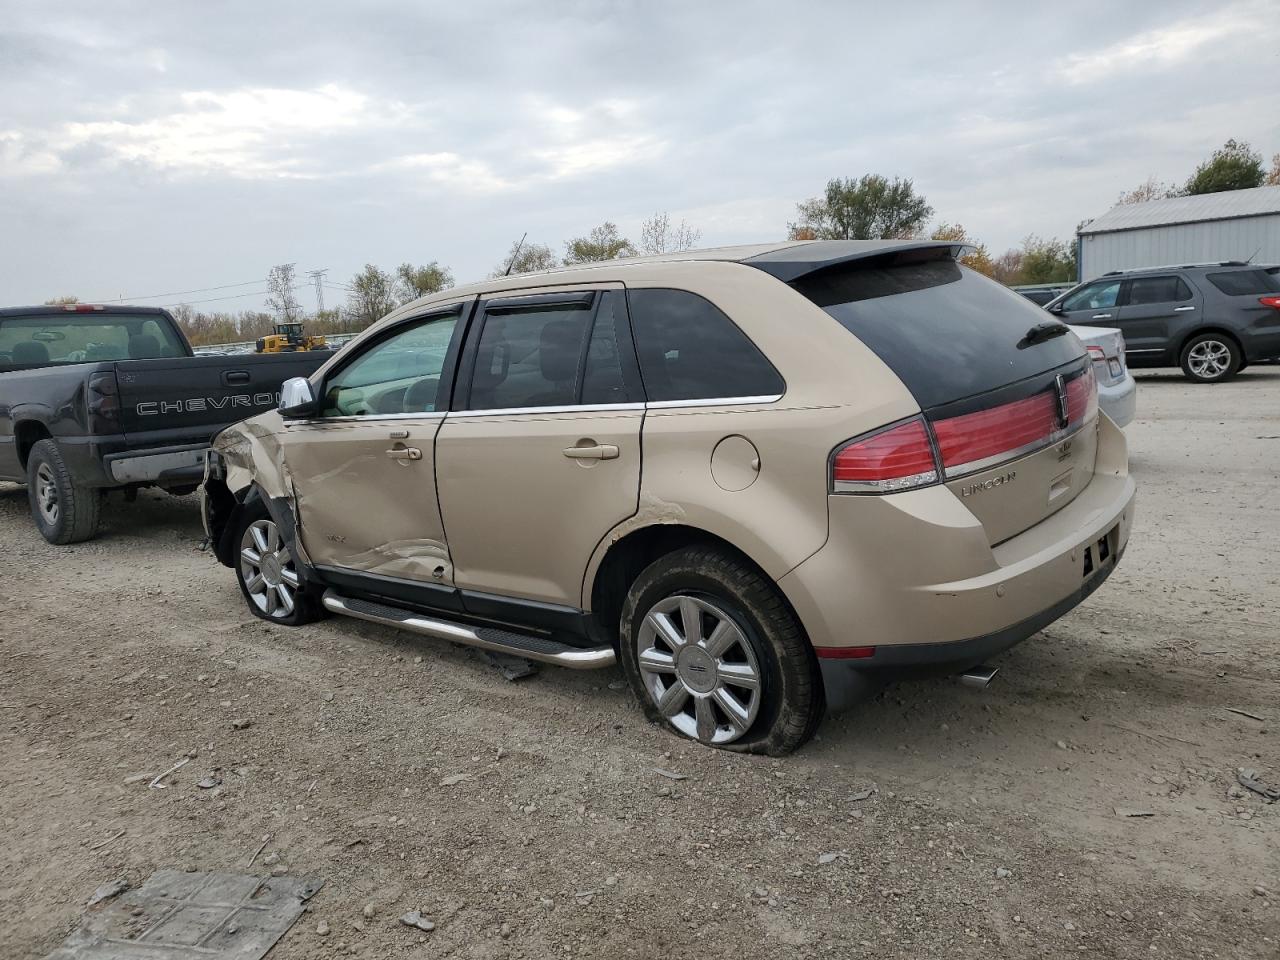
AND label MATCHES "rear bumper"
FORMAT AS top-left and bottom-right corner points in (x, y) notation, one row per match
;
(1098, 373), (1136, 428)
(104, 443), (208, 485)
(780, 414), (1135, 686)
